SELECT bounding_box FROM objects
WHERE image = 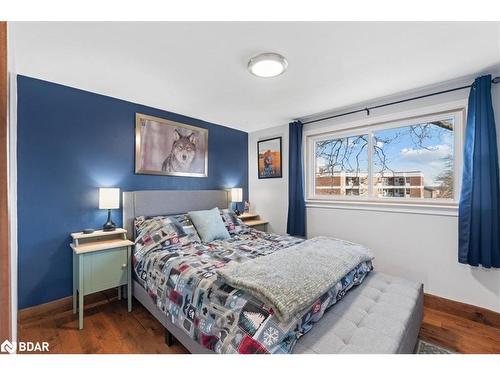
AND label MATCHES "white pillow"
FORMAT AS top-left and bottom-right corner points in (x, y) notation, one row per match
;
(188, 207), (231, 243)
